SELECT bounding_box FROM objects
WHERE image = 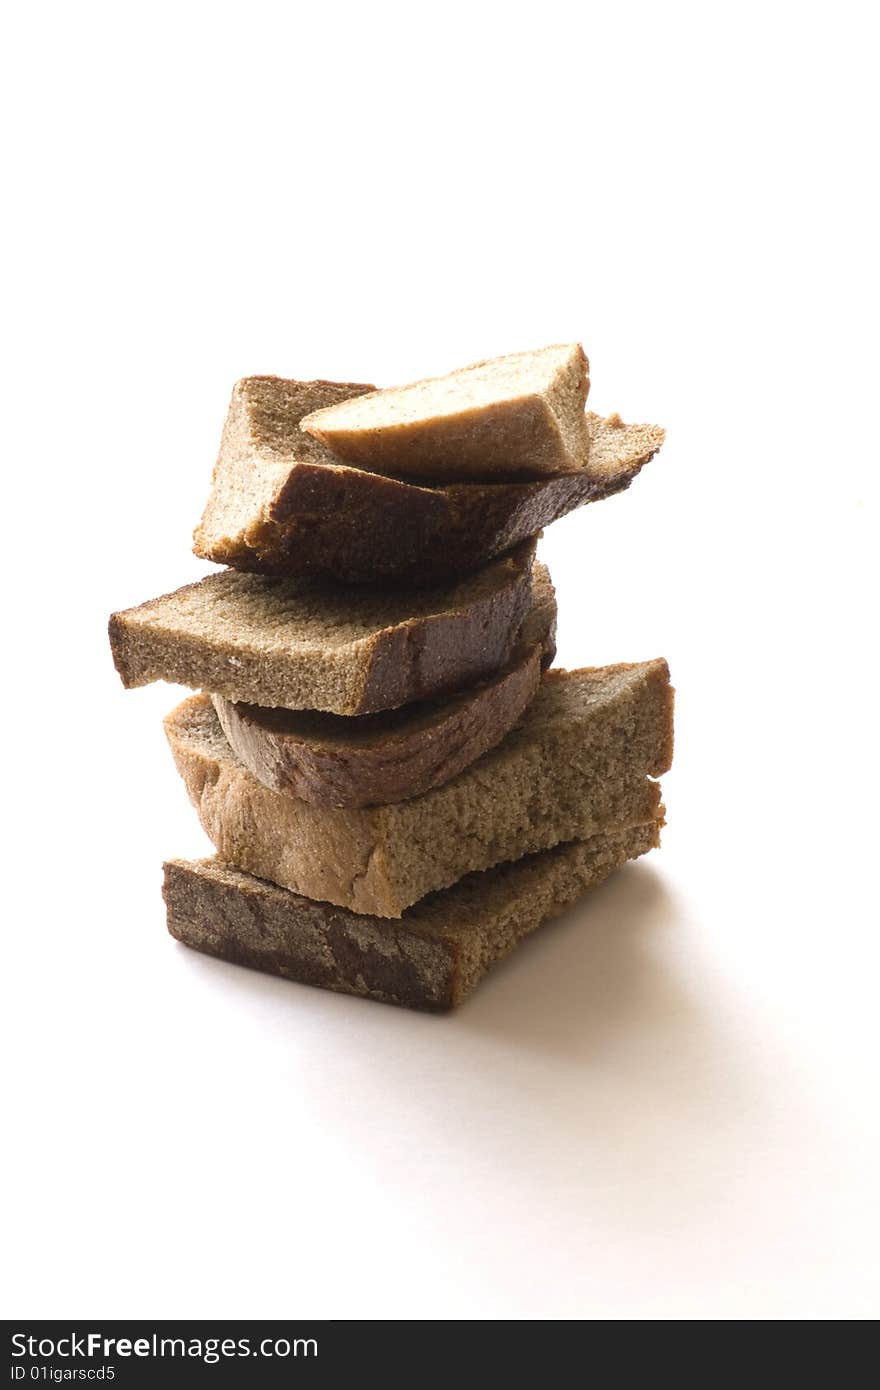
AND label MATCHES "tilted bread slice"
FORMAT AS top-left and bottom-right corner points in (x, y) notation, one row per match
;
(194, 374), (664, 583)
(194, 376), (374, 568)
(109, 541), (536, 716)
(300, 343), (590, 480)
(164, 662), (674, 918)
(163, 817), (663, 1012)
(211, 563), (556, 808)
